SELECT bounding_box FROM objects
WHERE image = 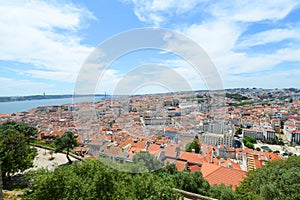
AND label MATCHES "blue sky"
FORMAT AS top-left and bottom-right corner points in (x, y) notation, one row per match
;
(1, 0), (300, 96)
